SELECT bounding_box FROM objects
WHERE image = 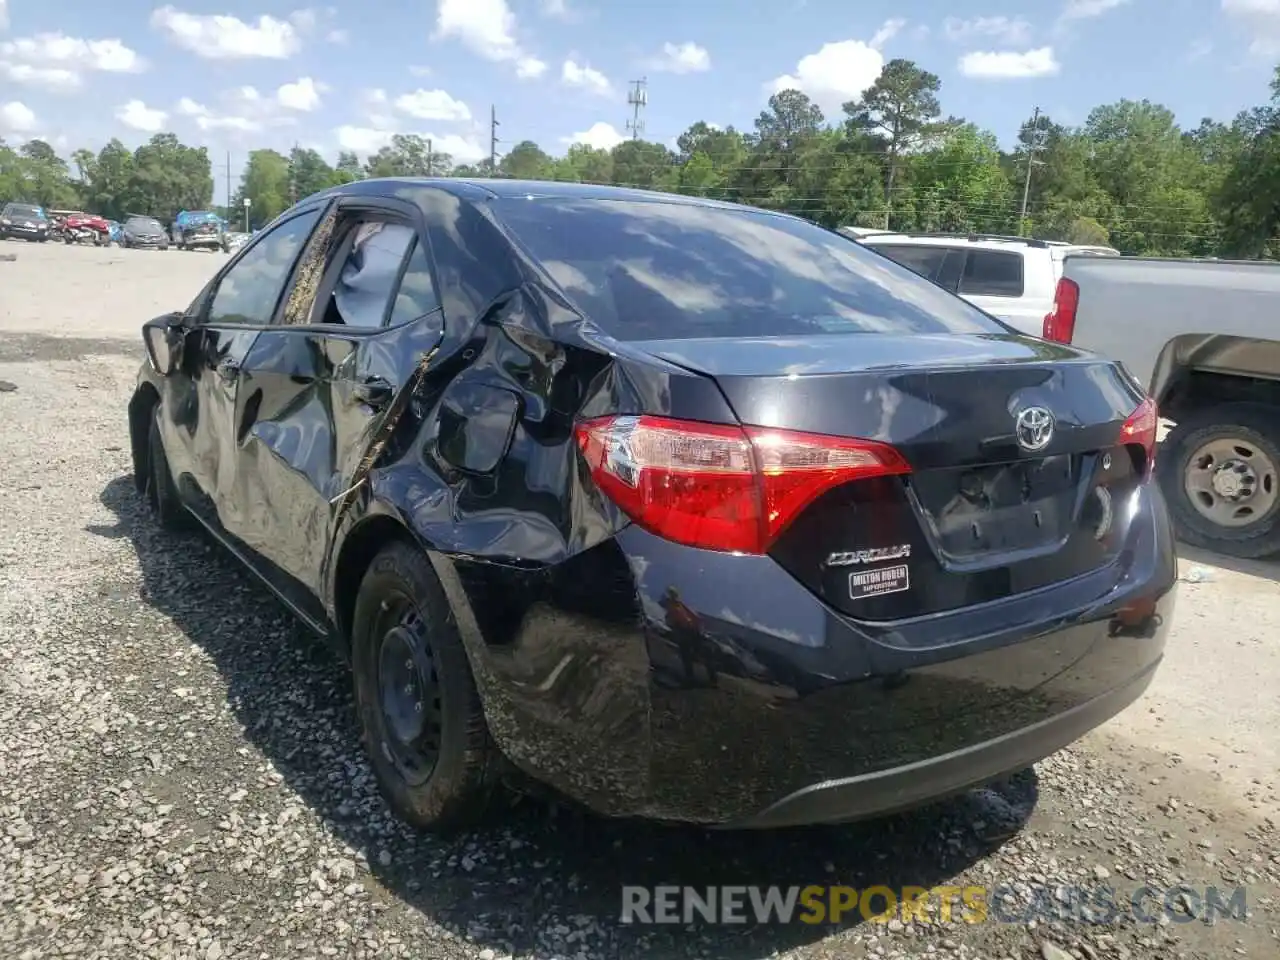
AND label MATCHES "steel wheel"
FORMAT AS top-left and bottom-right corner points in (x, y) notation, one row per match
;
(1182, 435), (1279, 529)
(372, 593), (444, 786)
